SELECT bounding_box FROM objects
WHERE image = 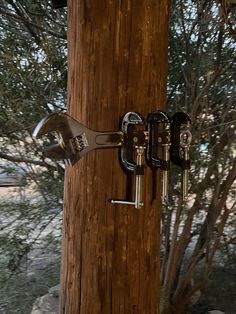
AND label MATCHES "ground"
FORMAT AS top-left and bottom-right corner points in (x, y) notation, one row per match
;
(190, 264), (236, 314)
